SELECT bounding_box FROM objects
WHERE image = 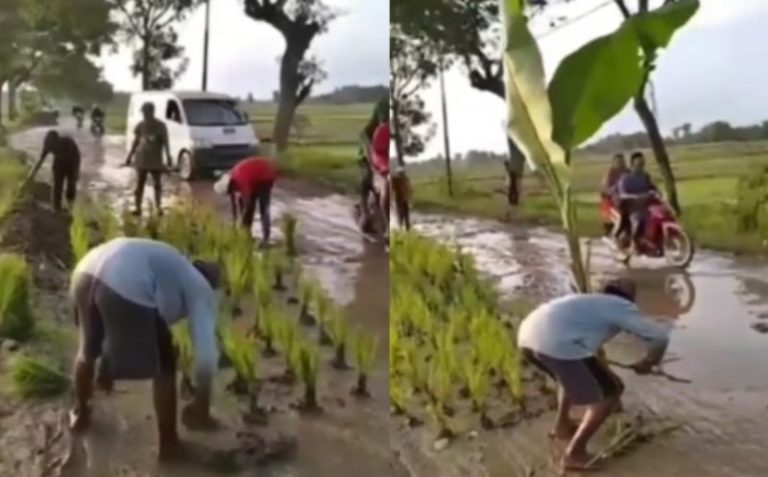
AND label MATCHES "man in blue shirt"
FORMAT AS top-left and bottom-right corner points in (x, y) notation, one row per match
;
(68, 238), (221, 459)
(617, 152), (658, 250)
(518, 278), (670, 472)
